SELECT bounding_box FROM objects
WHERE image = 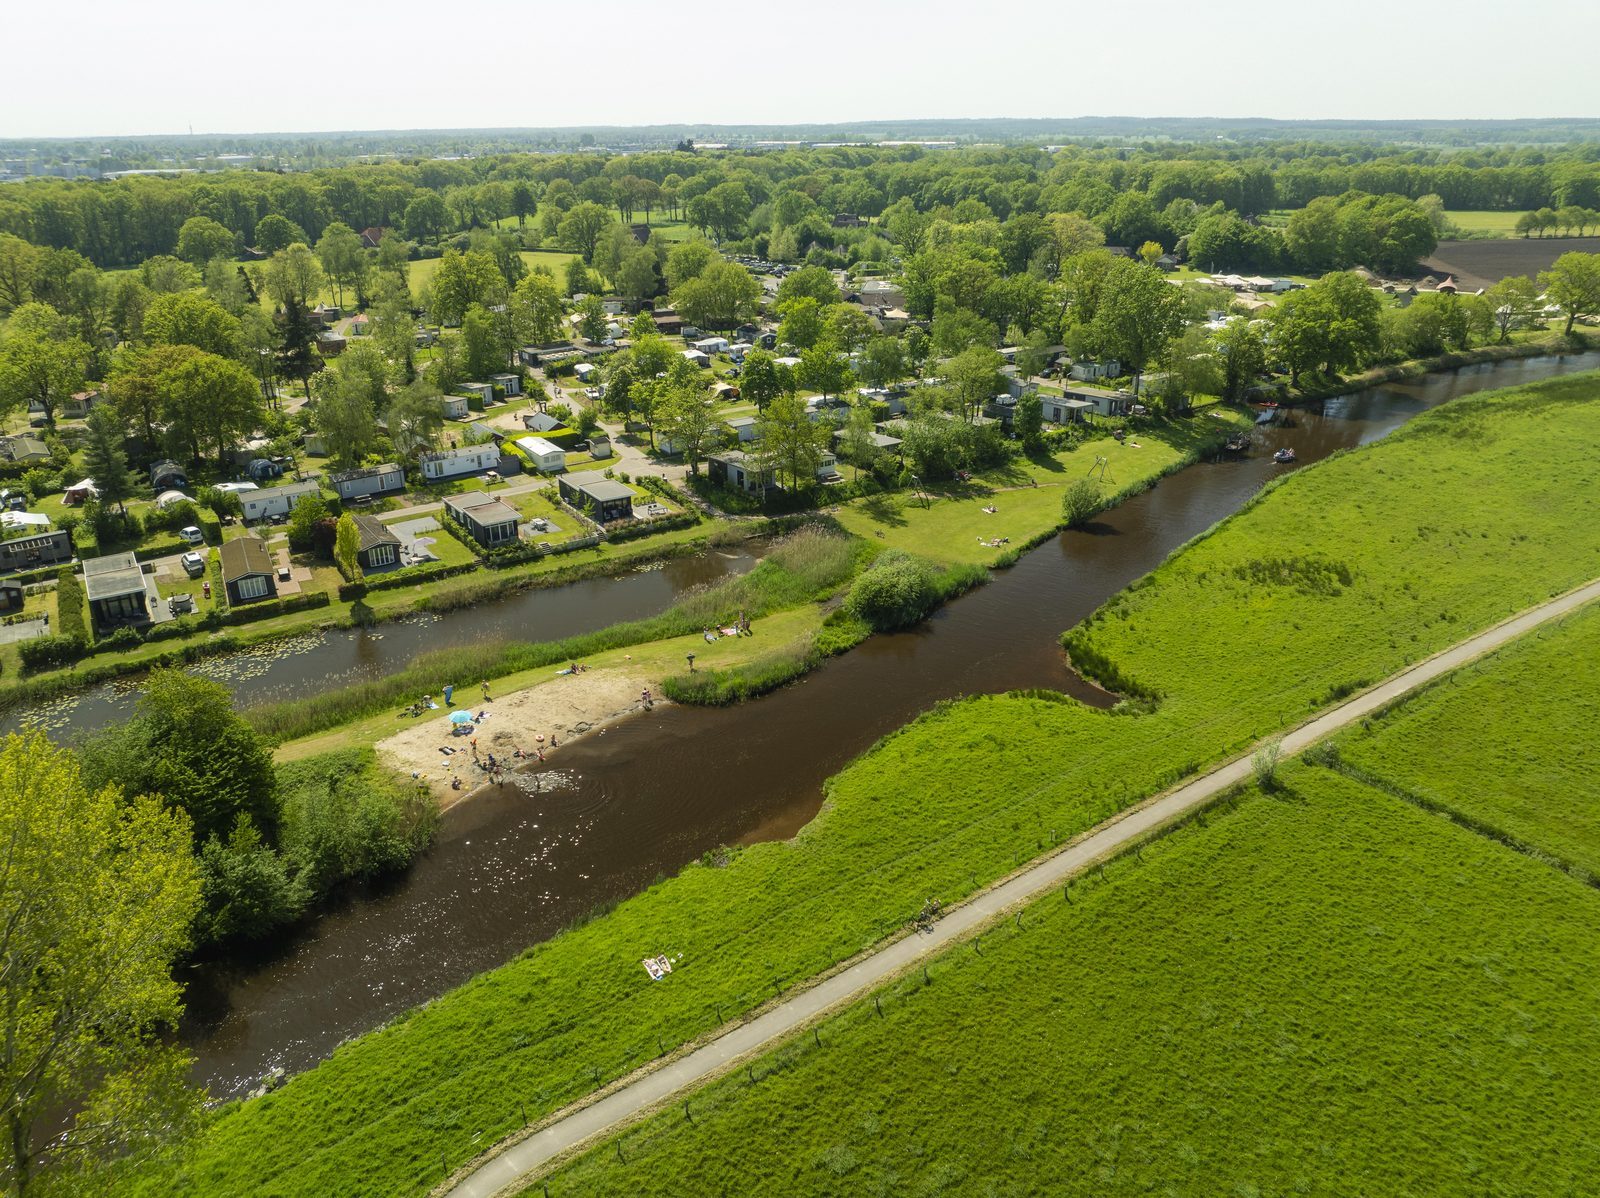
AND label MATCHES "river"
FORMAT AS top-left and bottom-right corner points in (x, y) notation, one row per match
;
(10, 545), (764, 737)
(168, 352), (1599, 1098)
